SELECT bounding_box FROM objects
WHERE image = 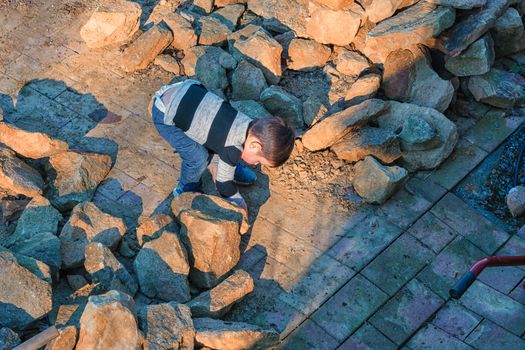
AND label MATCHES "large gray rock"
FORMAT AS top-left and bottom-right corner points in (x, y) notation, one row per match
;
(362, 2), (456, 63)
(194, 318), (279, 350)
(468, 68), (525, 108)
(182, 45), (237, 77)
(331, 127), (401, 164)
(76, 290), (139, 350)
(439, 0), (512, 56)
(231, 59), (268, 101)
(84, 242), (138, 296)
(187, 269), (254, 318)
(138, 303), (194, 350)
(506, 186), (525, 217)
(377, 101), (458, 171)
(230, 100), (273, 119)
(260, 86), (303, 129)
(0, 148), (43, 198)
(196, 57), (229, 96)
(445, 34), (495, 76)
(302, 99), (387, 152)
(491, 7), (525, 57)
(427, 0), (486, 9)
(44, 151), (112, 211)
(133, 231), (191, 302)
(10, 232), (61, 273)
(353, 156), (408, 204)
(0, 250), (52, 330)
(80, 0), (141, 48)
(0, 327), (20, 349)
(59, 202), (126, 269)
